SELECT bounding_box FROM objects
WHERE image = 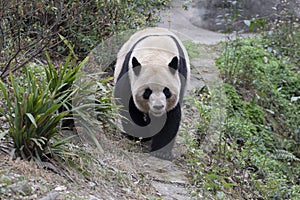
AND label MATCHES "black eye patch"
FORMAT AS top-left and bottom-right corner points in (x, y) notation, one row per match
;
(143, 88), (152, 99)
(163, 87), (172, 99)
